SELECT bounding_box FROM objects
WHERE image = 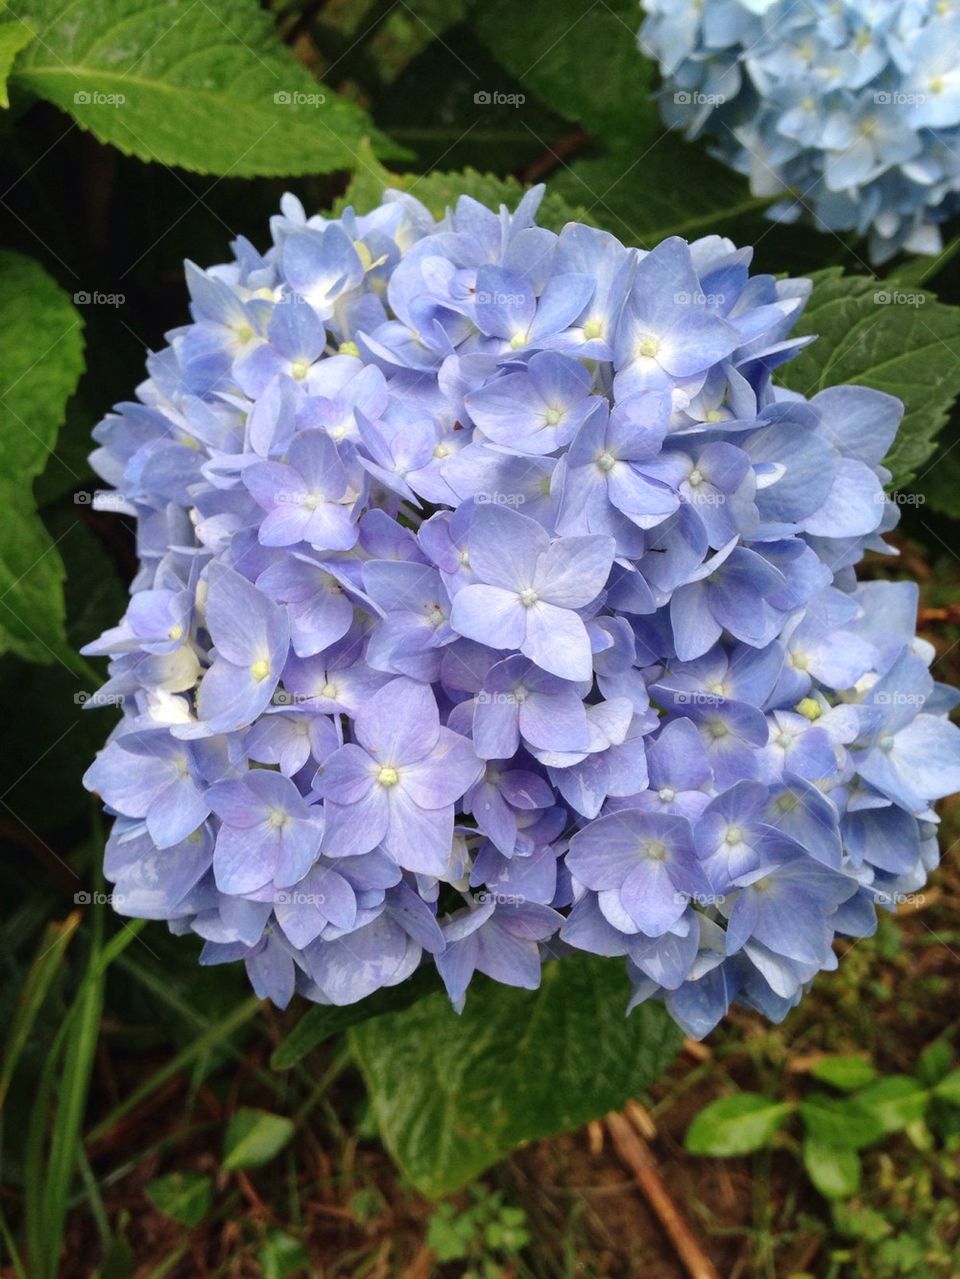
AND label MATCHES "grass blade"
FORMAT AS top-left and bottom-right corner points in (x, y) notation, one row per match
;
(37, 891), (106, 1279)
(0, 911), (81, 1108)
(86, 994), (263, 1146)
